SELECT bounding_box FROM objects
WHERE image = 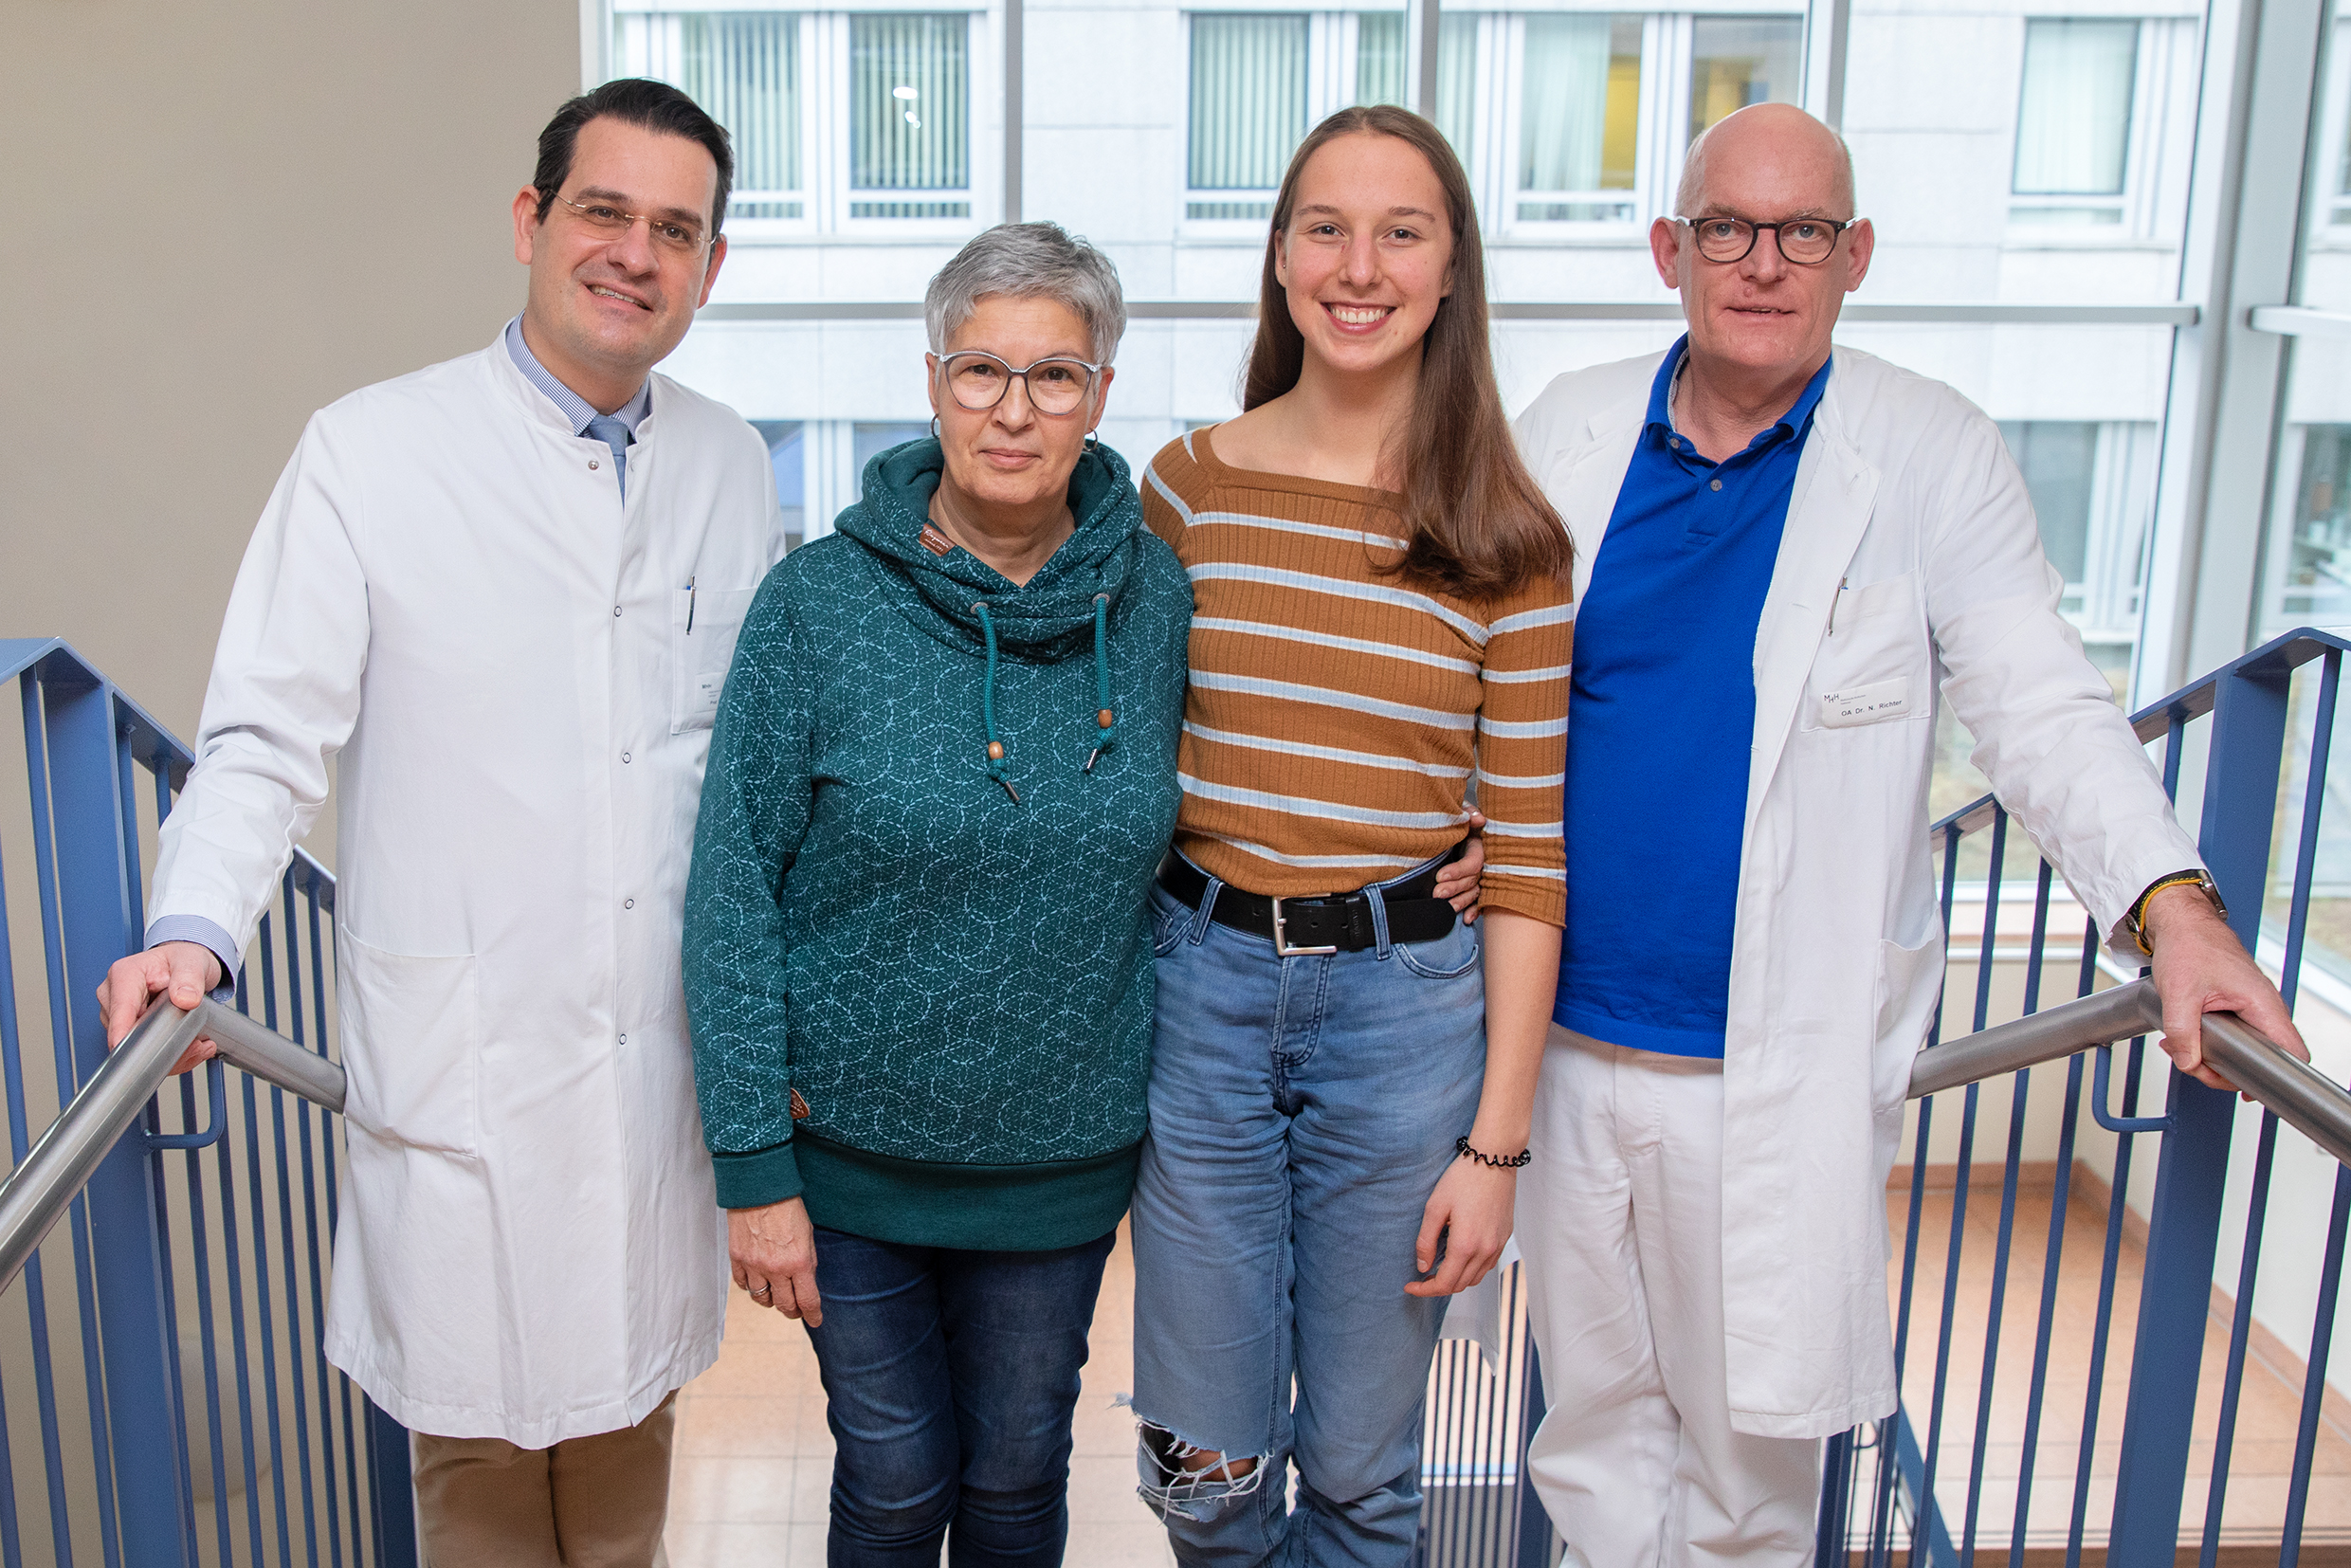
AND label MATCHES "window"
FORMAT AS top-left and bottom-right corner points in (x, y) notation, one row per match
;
(1996, 420), (2154, 672)
(751, 421), (808, 549)
(615, 12), (804, 217)
(1686, 17), (1801, 144)
(1516, 16), (1645, 223)
(2011, 19), (2140, 227)
(612, 6), (978, 231)
(1187, 14), (1311, 220)
(851, 13), (971, 218)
